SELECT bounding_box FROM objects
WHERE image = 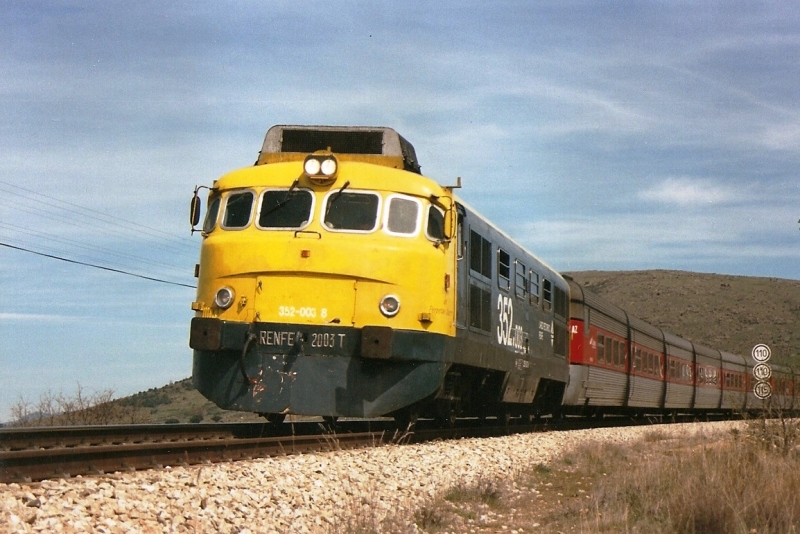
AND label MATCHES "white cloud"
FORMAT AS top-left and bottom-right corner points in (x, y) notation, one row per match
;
(637, 178), (740, 206)
(0, 312), (80, 322)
